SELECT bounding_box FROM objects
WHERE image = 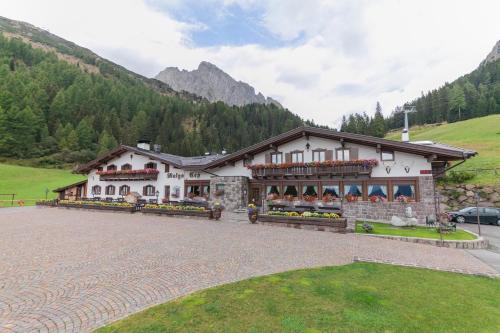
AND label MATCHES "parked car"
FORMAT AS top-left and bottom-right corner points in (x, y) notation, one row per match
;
(447, 207), (500, 226)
